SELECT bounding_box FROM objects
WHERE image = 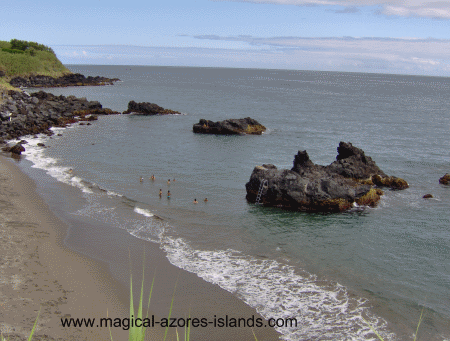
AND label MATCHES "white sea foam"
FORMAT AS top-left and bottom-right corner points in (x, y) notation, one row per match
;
(15, 133), (93, 194)
(134, 207), (154, 217)
(161, 237), (396, 341)
(128, 223), (165, 244)
(106, 190), (123, 197)
(8, 131), (395, 341)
